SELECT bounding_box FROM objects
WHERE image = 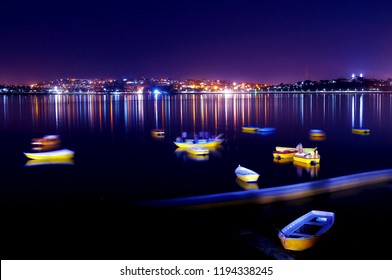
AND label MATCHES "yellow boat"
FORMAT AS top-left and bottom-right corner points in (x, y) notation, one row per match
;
(293, 150), (320, 165)
(273, 157), (293, 164)
(352, 128), (370, 134)
(275, 146), (316, 152)
(241, 126), (260, 132)
(273, 150), (297, 159)
(25, 158), (75, 167)
(174, 134), (224, 149)
(235, 165), (260, 183)
(24, 149), (75, 160)
(235, 177), (259, 190)
(273, 146), (316, 159)
(278, 210), (335, 251)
